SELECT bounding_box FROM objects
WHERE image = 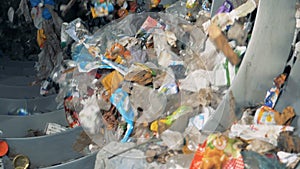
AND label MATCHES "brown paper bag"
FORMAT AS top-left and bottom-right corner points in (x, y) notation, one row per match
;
(208, 23), (240, 66)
